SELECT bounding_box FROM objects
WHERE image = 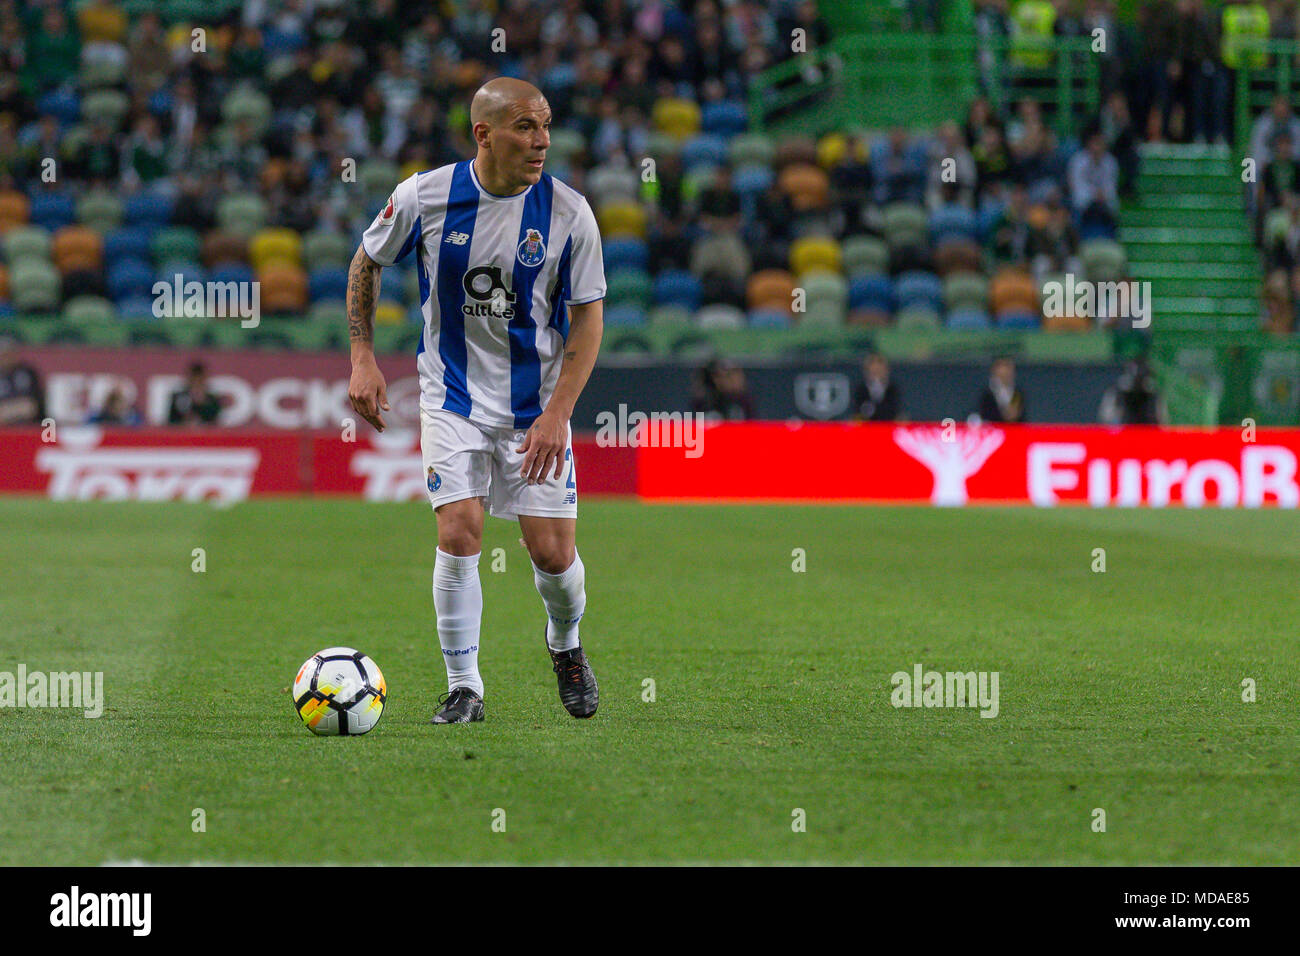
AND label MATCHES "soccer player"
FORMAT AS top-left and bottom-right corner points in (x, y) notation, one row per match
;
(345, 78), (604, 724)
